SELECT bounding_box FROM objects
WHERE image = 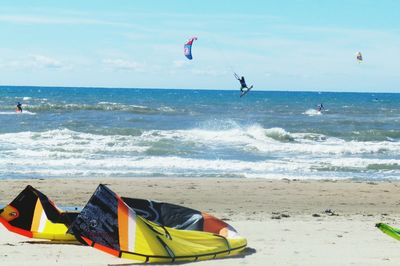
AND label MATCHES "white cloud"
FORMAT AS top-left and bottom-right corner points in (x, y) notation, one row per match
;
(103, 58), (143, 71)
(0, 15), (109, 24)
(191, 68), (226, 77)
(172, 60), (189, 68)
(0, 15), (102, 25)
(0, 54), (63, 69)
(30, 55), (63, 68)
(0, 14), (145, 29)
